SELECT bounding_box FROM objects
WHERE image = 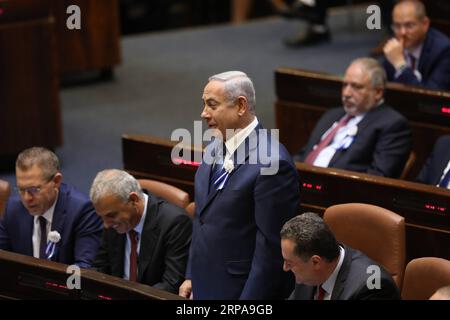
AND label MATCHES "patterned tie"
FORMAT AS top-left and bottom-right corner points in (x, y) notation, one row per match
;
(316, 285), (326, 300)
(39, 216), (47, 259)
(304, 115), (354, 165)
(209, 143), (226, 193)
(129, 230), (138, 282)
(438, 169), (450, 188)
